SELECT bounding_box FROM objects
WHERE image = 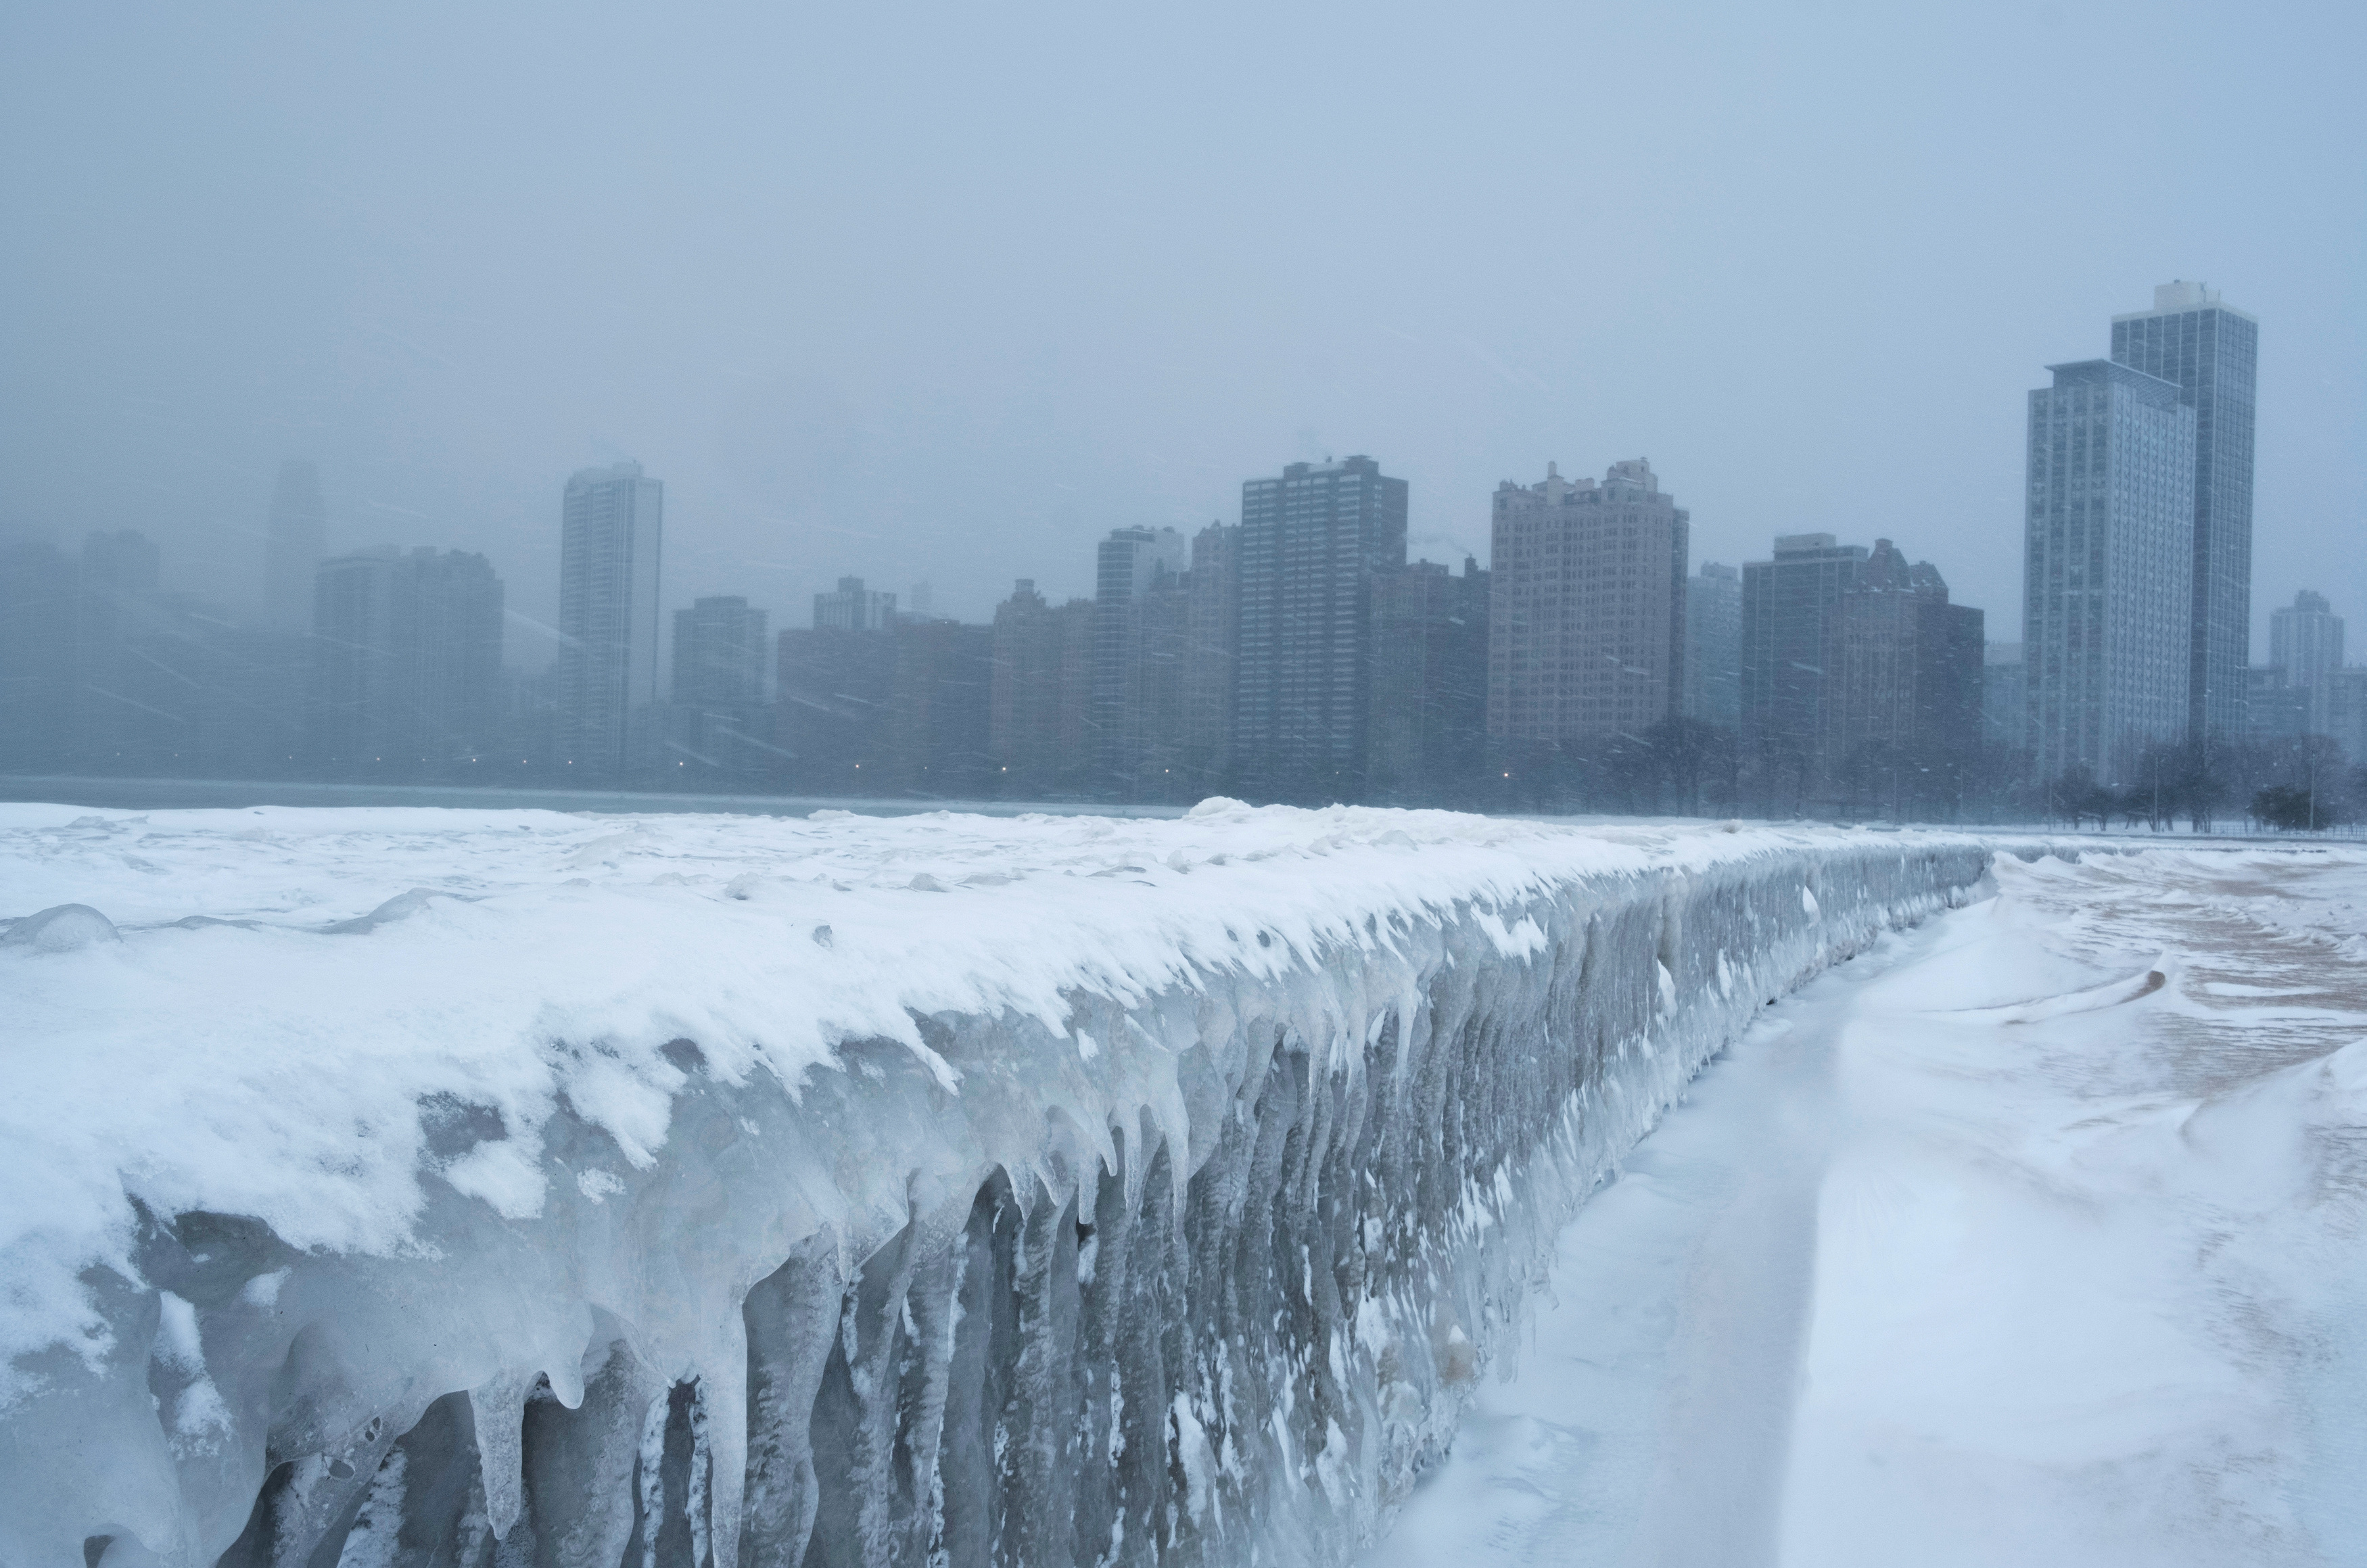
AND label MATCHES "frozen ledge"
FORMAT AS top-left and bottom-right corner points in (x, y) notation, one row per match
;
(0, 802), (1996, 1567)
